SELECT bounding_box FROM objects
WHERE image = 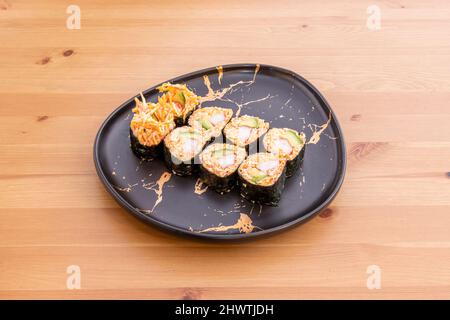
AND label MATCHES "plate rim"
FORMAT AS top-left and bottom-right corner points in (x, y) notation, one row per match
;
(93, 63), (347, 240)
